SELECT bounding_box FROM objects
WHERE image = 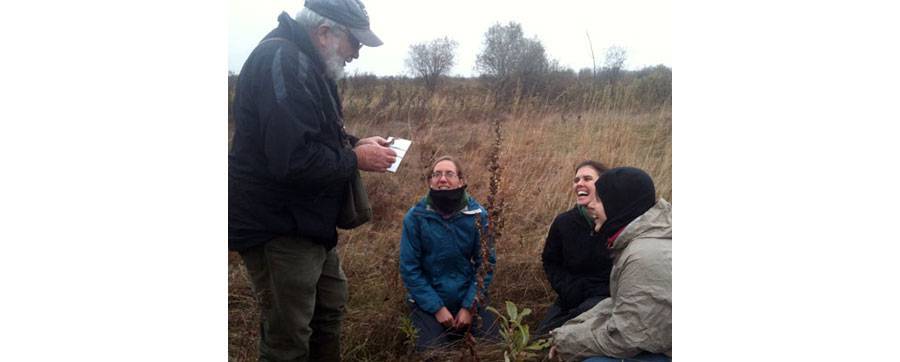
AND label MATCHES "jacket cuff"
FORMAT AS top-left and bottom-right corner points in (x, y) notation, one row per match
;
(422, 301), (442, 315)
(412, 293), (444, 315)
(552, 322), (593, 359)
